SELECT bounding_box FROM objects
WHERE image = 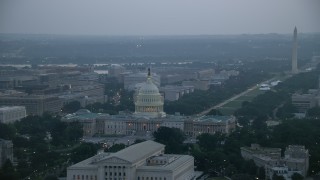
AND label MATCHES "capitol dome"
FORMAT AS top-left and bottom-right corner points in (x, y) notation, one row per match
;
(134, 69), (165, 118)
